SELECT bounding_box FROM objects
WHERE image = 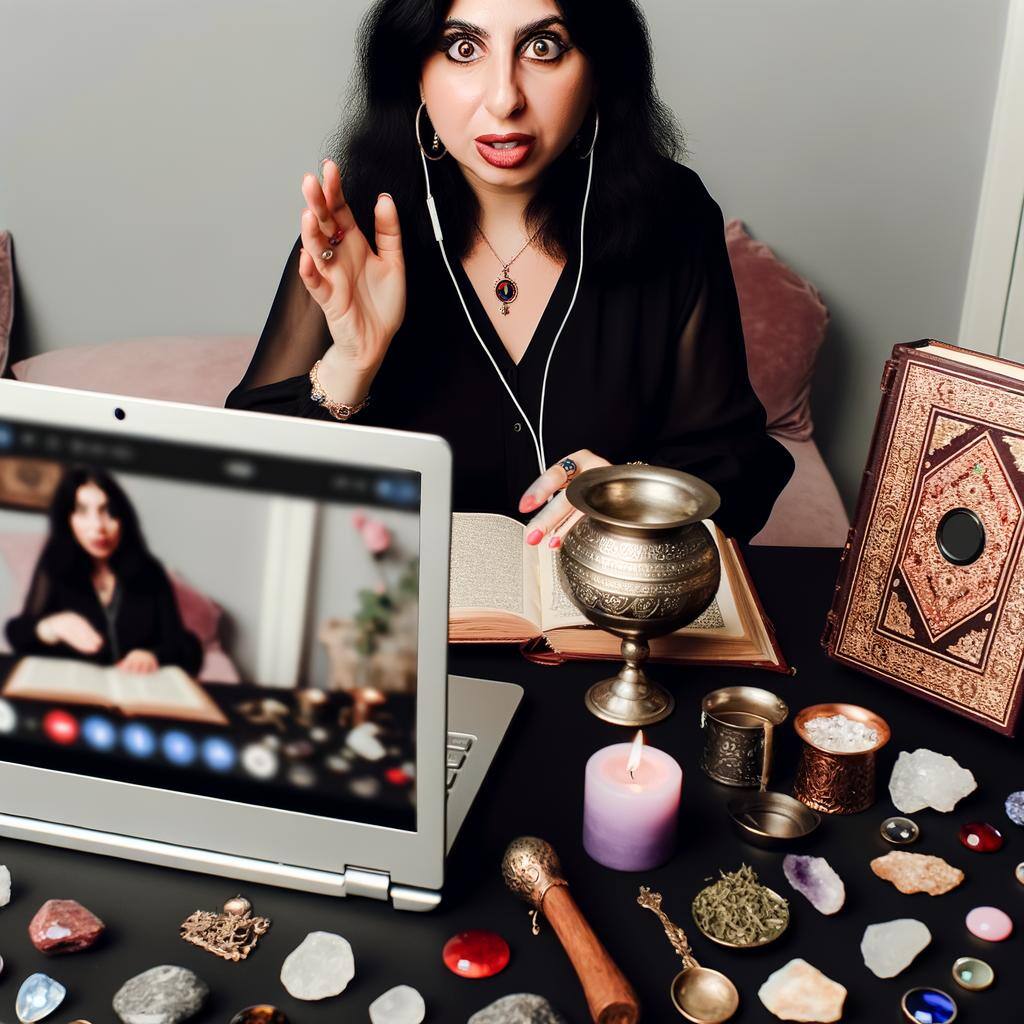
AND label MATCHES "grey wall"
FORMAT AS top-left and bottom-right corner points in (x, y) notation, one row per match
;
(0, 0), (1010, 510)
